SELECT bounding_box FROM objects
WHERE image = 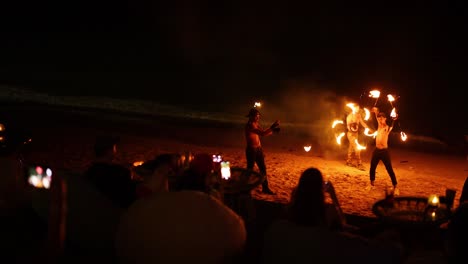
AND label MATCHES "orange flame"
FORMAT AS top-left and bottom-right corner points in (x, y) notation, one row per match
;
(400, 132), (407, 141)
(332, 120), (344, 128)
(387, 94), (395, 102)
(336, 132), (345, 145)
(355, 139), (366, 150)
(390, 108), (397, 119)
(303, 146), (312, 152)
(133, 161), (144, 167)
(346, 103), (357, 113)
(364, 128), (377, 138)
(254, 102), (261, 108)
(363, 108), (370, 121)
(369, 90), (380, 98)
